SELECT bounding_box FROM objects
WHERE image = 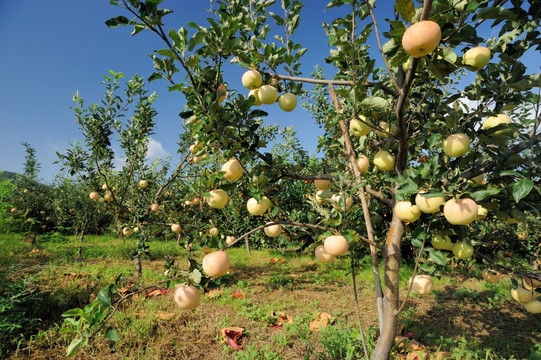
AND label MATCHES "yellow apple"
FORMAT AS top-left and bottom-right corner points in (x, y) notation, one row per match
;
(248, 89), (262, 106)
(324, 235), (349, 256)
(394, 201), (421, 222)
(314, 179), (332, 190)
(415, 192), (445, 213)
(189, 142), (204, 153)
(122, 227), (133, 237)
(476, 205), (488, 220)
(209, 227), (219, 237)
(150, 203), (160, 212)
(511, 286), (533, 303)
(462, 46), (491, 71)
(258, 85), (279, 104)
(443, 133), (470, 157)
(202, 250), (231, 278)
(376, 122), (396, 138)
(482, 269), (501, 283)
(431, 234), (452, 250)
(523, 300), (541, 314)
(206, 189), (229, 209)
(241, 69), (263, 89)
(452, 242), (474, 259)
(139, 180), (148, 189)
(278, 93), (298, 112)
(331, 192), (353, 211)
(246, 196), (271, 215)
(226, 235), (236, 245)
(402, 20), (441, 58)
(174, 284), (201, 310)
(409, 275), (434, 295)
(349, 115), (372, 137)
(221, 158), (244, 181)
(482, 114), (511, 135)
(89, 191), (100, 201)
(356, 155), (370, 174)
(443, 198), (478, 225)
(314, 245), (335, 263)
(264, 222), (282, 237)
(373, 150), (395, 171)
